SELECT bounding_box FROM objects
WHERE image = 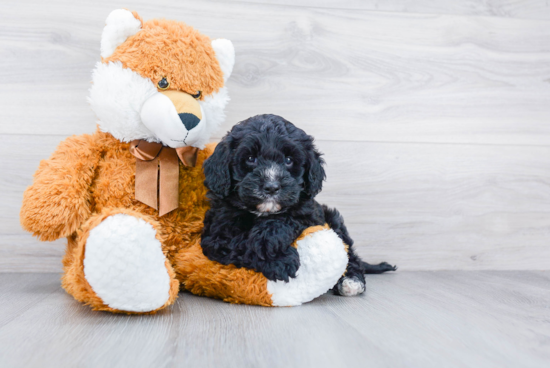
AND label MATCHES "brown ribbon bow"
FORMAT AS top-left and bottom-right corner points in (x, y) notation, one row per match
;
(130, 140), (199, 216)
